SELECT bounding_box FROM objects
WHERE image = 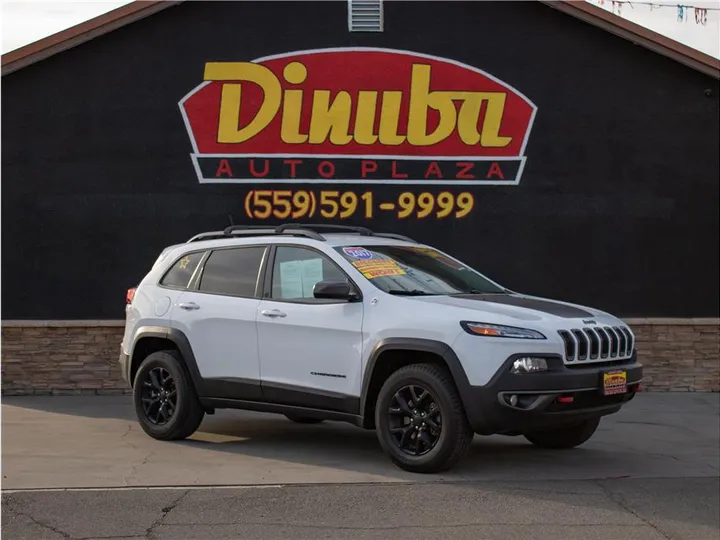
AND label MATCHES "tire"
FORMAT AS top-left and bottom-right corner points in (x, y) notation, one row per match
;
(523, 417), (601, 449)
(285, 415), (324, 424)
(374, 363), (474, 473)
(132, 350), (205, 441)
